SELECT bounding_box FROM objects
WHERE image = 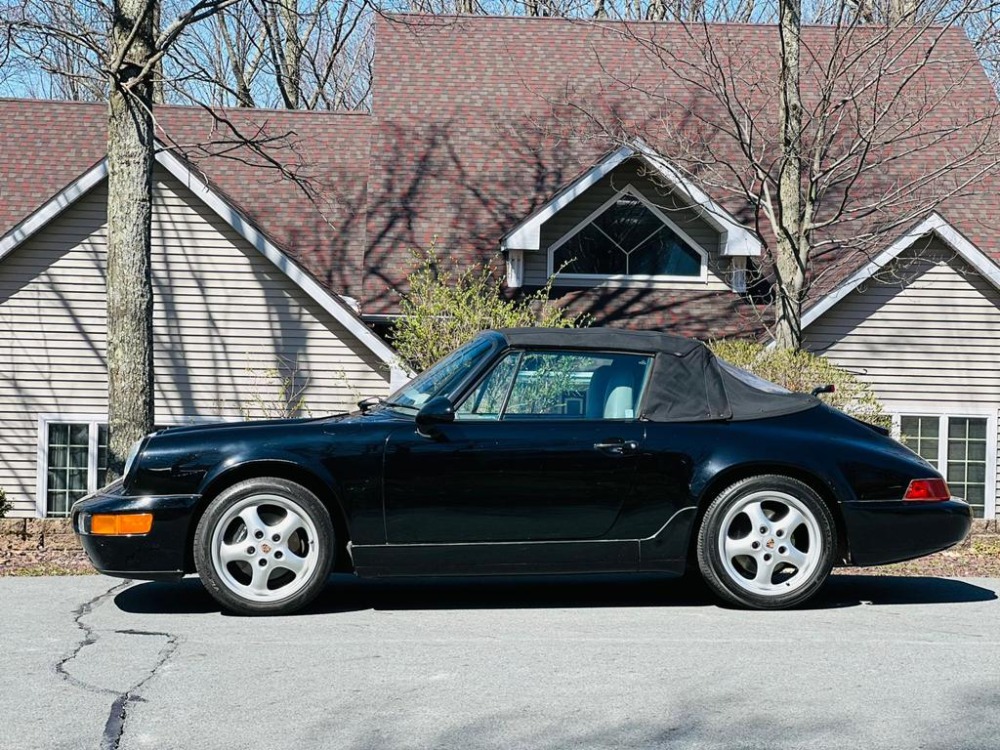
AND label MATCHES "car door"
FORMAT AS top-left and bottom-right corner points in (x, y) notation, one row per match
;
(382, 348), (653, 544)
